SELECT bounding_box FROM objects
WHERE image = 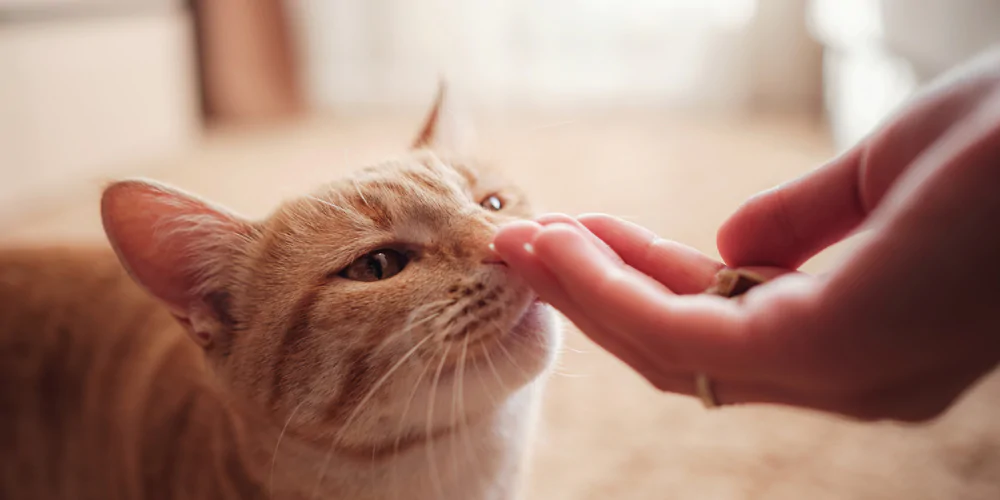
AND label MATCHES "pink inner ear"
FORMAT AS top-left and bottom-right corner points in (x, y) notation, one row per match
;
(411, 80), (473, 154)
(413, 82), (447, 149)
(101, 180), (246, 316)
